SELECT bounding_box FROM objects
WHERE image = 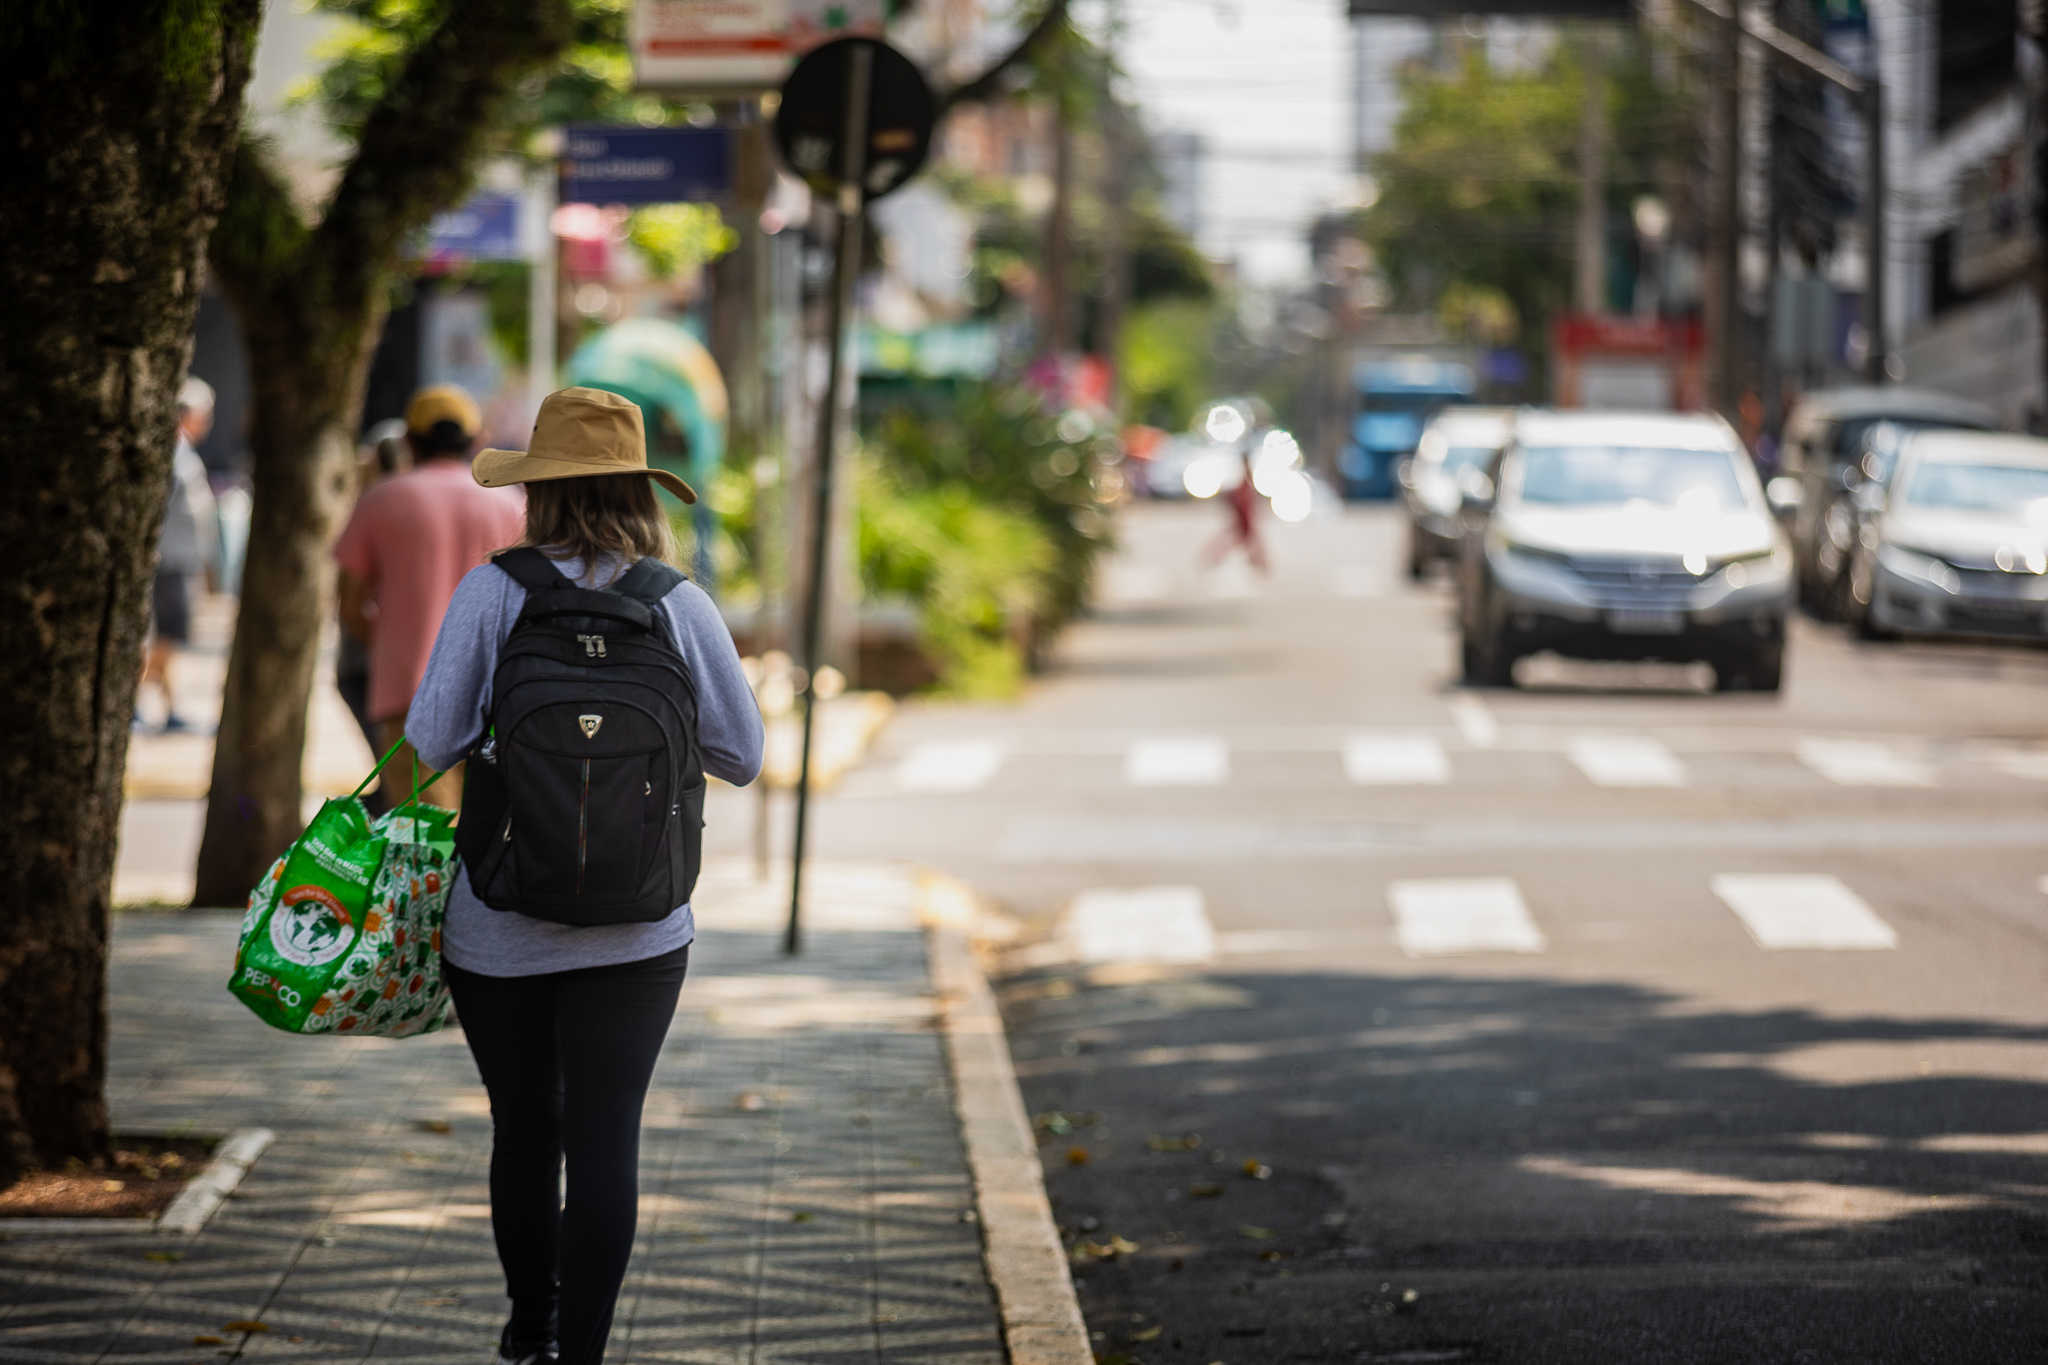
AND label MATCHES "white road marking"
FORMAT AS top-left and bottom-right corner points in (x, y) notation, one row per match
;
(2035, 874), (2048, 896)
(896, 739), (1007, 792)
(1710, 874), (1898, 950)
(1448, 695), (1498, 748)
(1989, 749), (2048, 781)
(1796, 738), (1936, 787)
(1343, 733), (1450, 785)
(1332, 565), (1387, 597)
(1388, 878), (1546, 957)
(1568, 735), (1688, 788)
(1125, 735), (1229, 786)
(1060, 886), (1217, 964)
